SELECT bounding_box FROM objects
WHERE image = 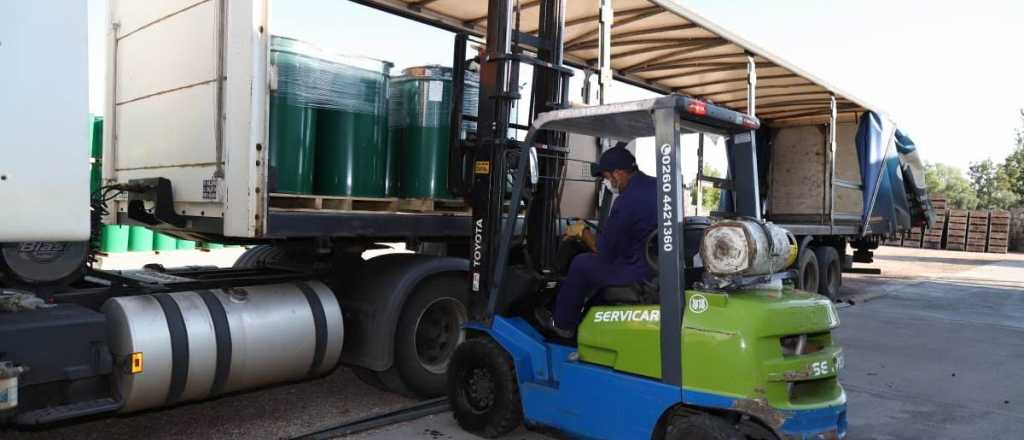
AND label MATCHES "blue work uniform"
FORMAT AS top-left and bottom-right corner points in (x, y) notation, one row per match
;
(554, 172), (658, 330)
